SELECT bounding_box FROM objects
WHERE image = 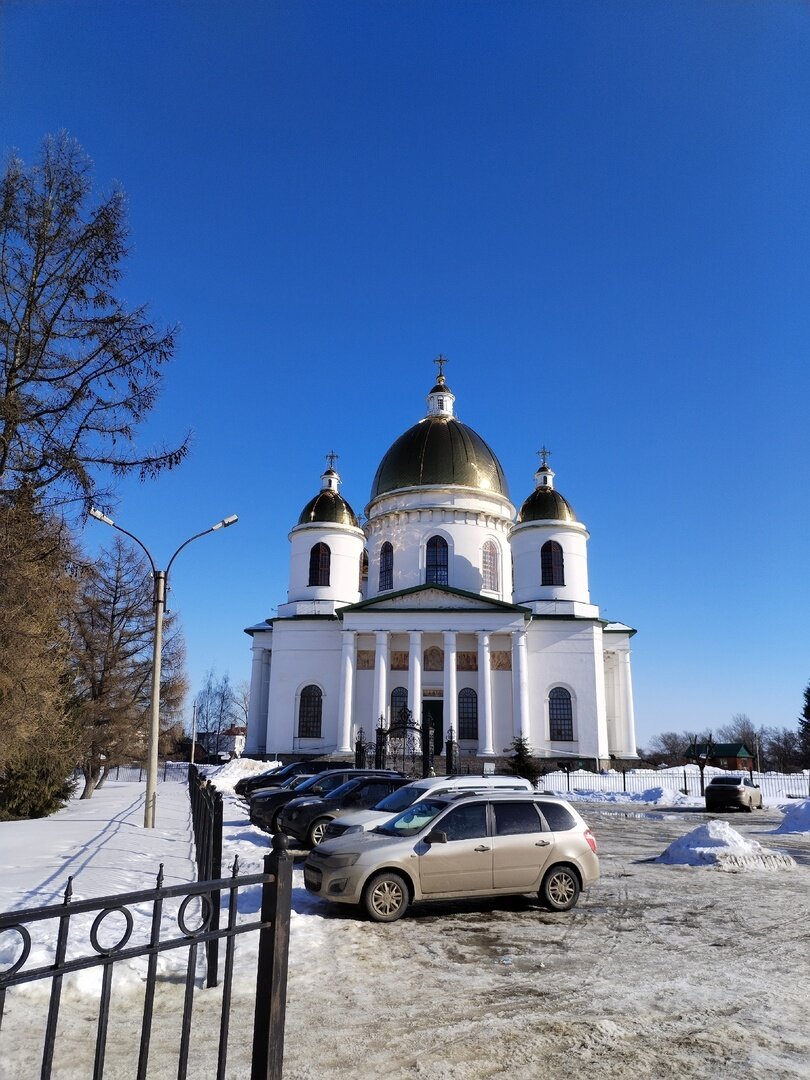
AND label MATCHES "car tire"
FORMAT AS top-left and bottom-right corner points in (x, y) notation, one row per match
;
(363, 872), (410, 923)
(745, 800), (754, 813)
(540, 866), (580, 912)
(307, 818), (331, 847)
